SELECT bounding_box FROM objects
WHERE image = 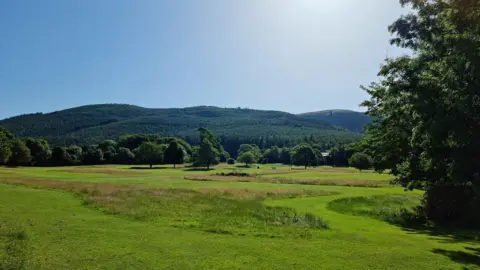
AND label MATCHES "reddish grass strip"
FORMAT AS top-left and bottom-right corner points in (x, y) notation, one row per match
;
(185, 175), (388, 187)
(0, 178), (148, 193)
(255, 168), (360, 176)
(198, 187), (338, 199)
(0, 178), (337, 199)
(47, 168), (149, 176)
